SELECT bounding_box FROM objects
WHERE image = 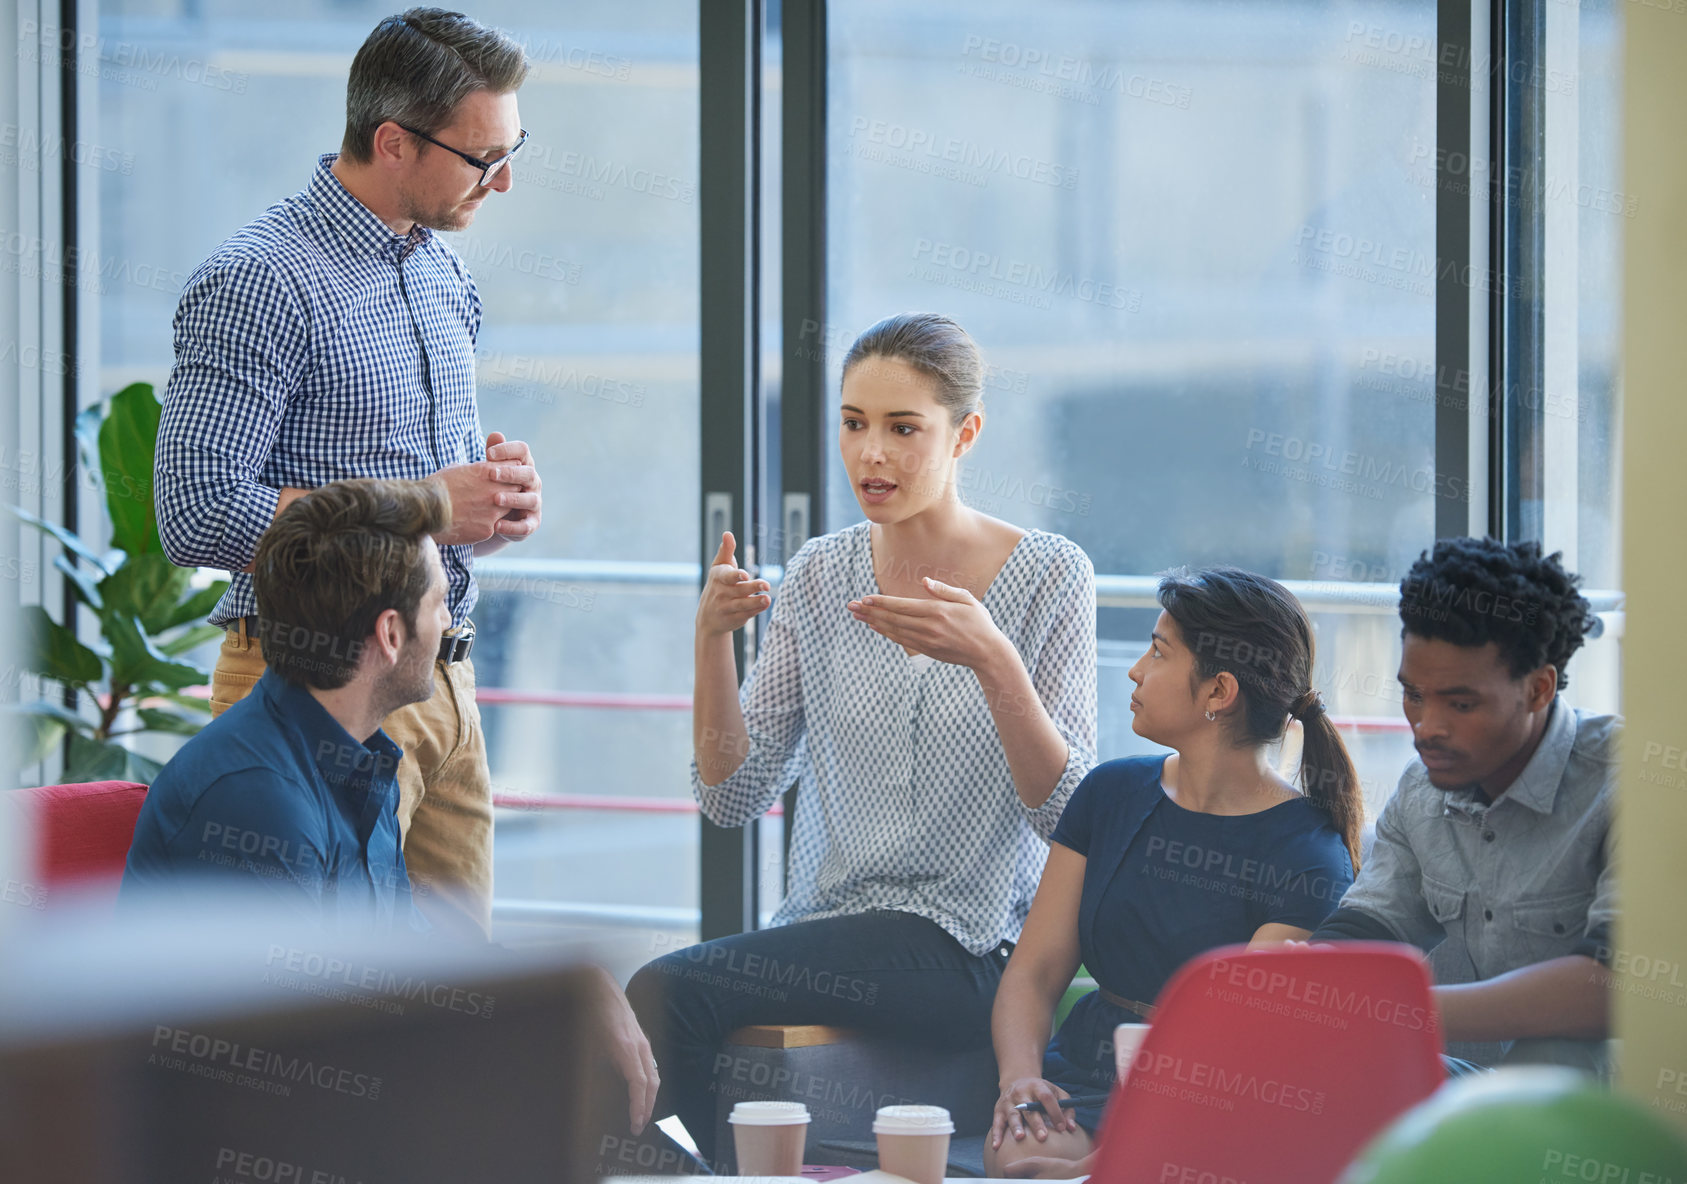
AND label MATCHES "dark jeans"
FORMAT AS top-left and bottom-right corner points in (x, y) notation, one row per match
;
(625, 909), (1010, 1165)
